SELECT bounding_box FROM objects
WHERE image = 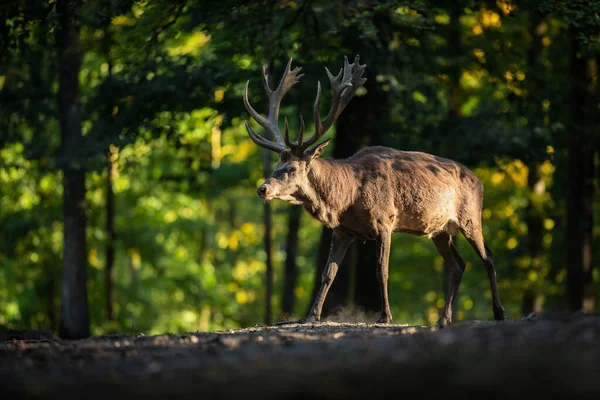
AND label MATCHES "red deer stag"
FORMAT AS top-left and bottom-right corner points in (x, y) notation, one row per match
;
(243, 55), (505, 327)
